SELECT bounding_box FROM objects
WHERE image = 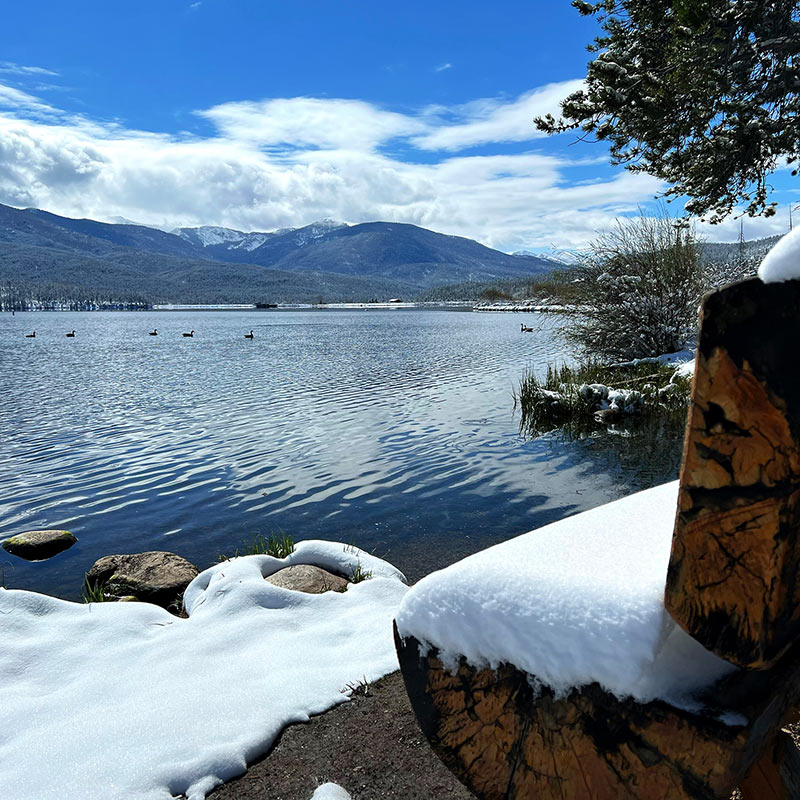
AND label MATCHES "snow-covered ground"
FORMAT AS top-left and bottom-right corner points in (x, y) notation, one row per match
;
(395, 482), (736, 709)
(0, 542), (407, 800)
